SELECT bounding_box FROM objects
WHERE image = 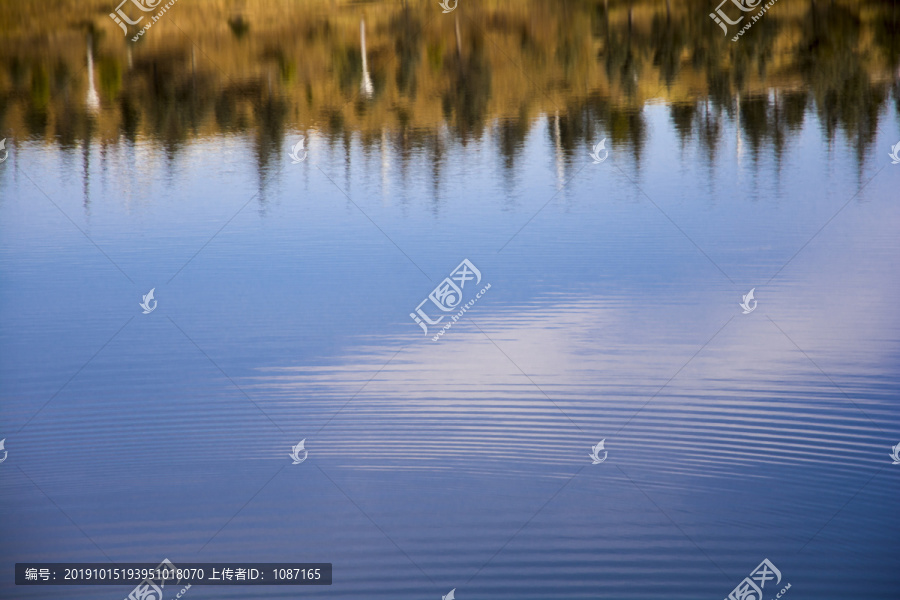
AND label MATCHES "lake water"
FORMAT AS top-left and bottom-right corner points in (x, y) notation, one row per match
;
(1, 1), (899, 598)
